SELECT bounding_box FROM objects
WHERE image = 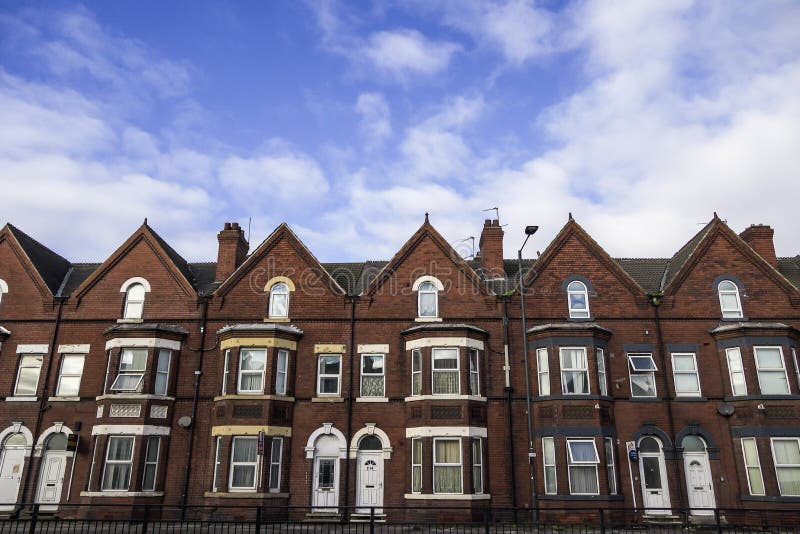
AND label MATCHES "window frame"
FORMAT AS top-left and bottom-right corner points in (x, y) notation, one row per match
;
(123, 283), (146, 320)
(671, 352), (701, 397)
(726, 347), (748, 396)
(222, 349), (230, 396)
(360, 353), (385, 397)
(472, 438), (484, 494)
(268, 437), (283, 492)
(604, 437), (617, 495)
(141, 435), (160, 492)
(411, 437), (423, 494)
(741, 437), (765, 496)
(229, 436), (259, 491)
(542, 436), (557, 495)
(101, 436), (134, 491)
(110, 348), (147, 392)
(275, 349), (288, 396)
(627, 353), (657, 398)
(418, 281), (439, 318)
(268, 282), (290, 318)
(597, 348), (608, 396)
(717, 280), (743, 319)
(432, 347), (460, 395)
(56, 353), (85, 397)
(154, 349), (171, 396)
(566, 438), (600, 496)
(212, 436), (222, 493)
(469, 348), (480, 396)
(560, 347), (590, 395)
(411, 349), (422, 396)
(770, 437), (800, 496)
(14, 354), (43, 397)
(433, 437), (463, 494)
(237, 348), (267, 394)
(317, 354), (342, 396)
(537, 348), (550, 396)
(754, 346), (790, 395)
(567, 280), (590, 319)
